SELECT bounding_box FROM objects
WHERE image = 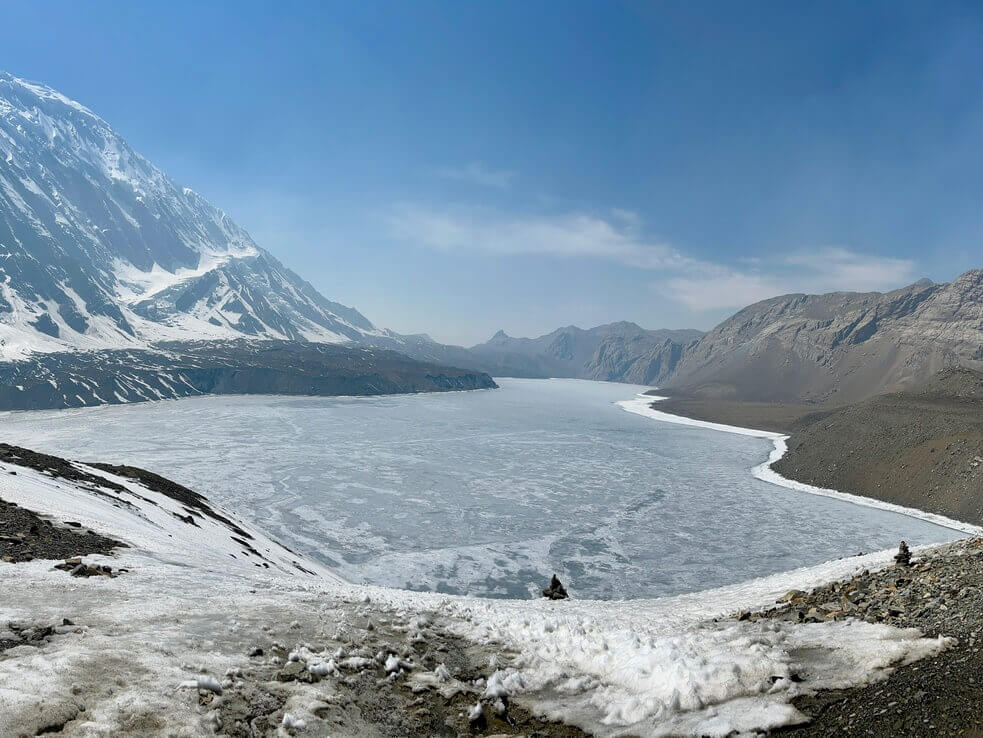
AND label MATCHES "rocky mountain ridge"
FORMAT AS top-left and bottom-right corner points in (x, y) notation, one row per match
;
(663, 270), (983, 404)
